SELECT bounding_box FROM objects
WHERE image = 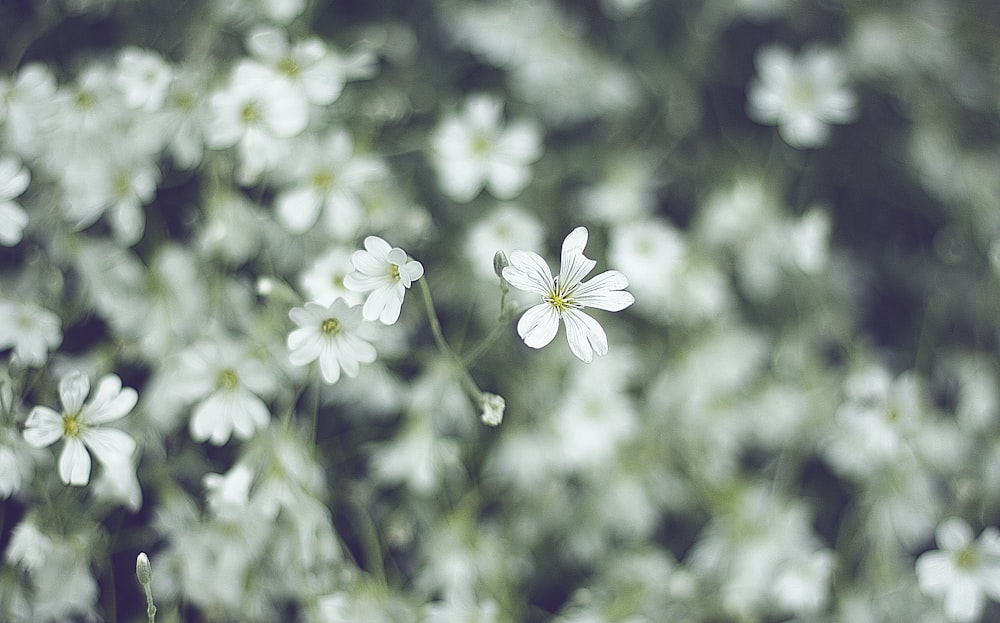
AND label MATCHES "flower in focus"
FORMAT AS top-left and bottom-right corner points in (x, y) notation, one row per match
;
(502, 226), (634, 362)
(344, 236), (424, 325)
(916, 517), (1000, 622)
(288, 300), (378, 384)
(23, 370), (137, 486)
(431, 94), (542, 202)
(747, 45), (857, 148)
